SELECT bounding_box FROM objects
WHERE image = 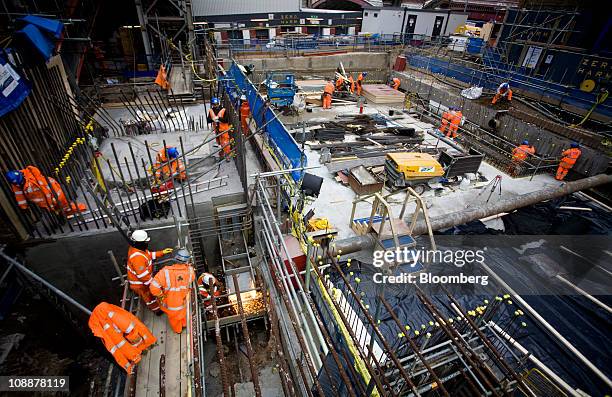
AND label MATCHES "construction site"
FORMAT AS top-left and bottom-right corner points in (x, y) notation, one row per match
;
(0, 0), (610, 396)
